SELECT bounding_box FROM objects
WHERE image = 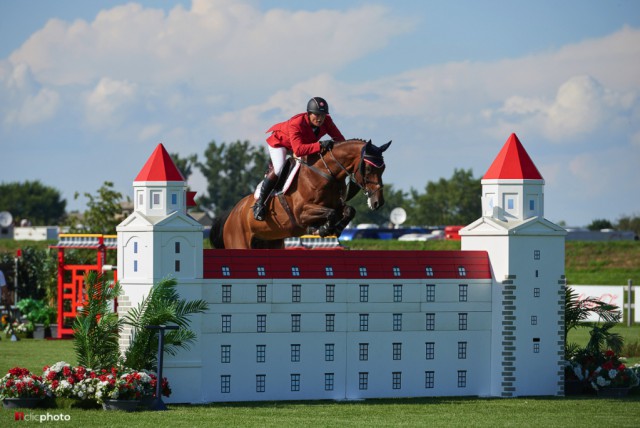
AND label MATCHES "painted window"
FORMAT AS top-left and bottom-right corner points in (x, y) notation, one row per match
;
(221, 345), (230, 363)
(221, 315), (231, 333)
(359, 314), (369, 331)
(222, 266), (231, 276)
(256, 345), (266, 363)
(257, 314), (266, 332)
(458, 266), (467, 277)
(534, 250), (541, 260)
(360, 285), (369, 302)
(458, 313), (468, 330)
(325, 373), (334, 391)
(534, 288), (540, 298)
(531, 315), (538, 326)
(393, 342), (402, 360)
(326, 284), (335, 302)
(426, 313), (435, 331)
(325, 344), (334, 362)
(133, 260), (138, 272)
(325, 314), (335, 332)
(534, 343), (540, 353)
(529, 199), (535, 211)
(425, 266), (434, 276)
(291, 314), (301, 332)
(392, 372), (402, 390)
(257, 285), (266, 303)
(425, 342), (435, 360)
(393, 284), (402, 302)
(291, 344), (300, 362)
(359, 266), (368, 277)
(393, 314), (402, 331)
(134, 241), (138, 254)
(175, 241), (180, 253)
(222, 285), (231, 303)
(426, 284), (435, 302)
(256, 375), (265, 393)
(152, 191), (161, 207)
(457, 370), (467, 388)
(171, 193), (177, 205)
(359, 343), (369, 361)
(458, 342), (467, 359)
(459, 284), (468, 302)
(291, 266), (300, 276)
(425, 371), (435, 389)
(359, 372), (368, 390)
(325, 266), (334, 276)
(290, 374), (300, 392)
(257, 266), (266, 276)
(292, 284), (301, 303)
(174, 260), (180, 272)
(393, 266), (401, 277)
(220, 375), (230, 393)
